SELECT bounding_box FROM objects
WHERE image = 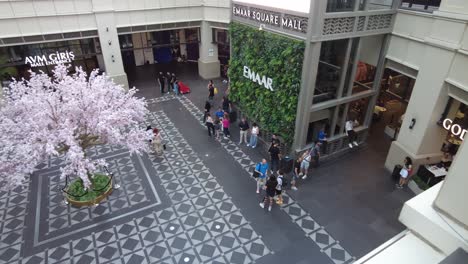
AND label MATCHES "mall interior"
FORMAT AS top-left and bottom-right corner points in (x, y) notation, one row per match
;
(0, 0), (467, 263)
